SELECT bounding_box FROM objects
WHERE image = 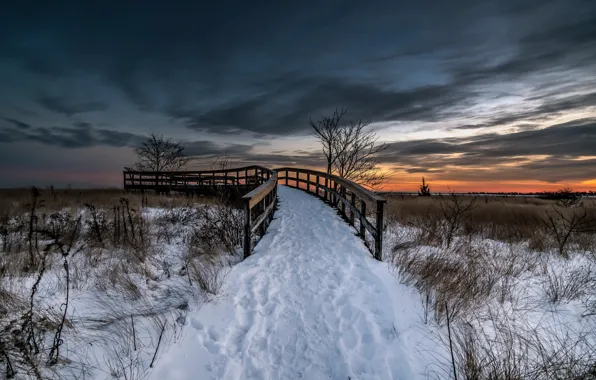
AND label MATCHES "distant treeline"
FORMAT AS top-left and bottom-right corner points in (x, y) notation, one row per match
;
(380, 190), (596, 198)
